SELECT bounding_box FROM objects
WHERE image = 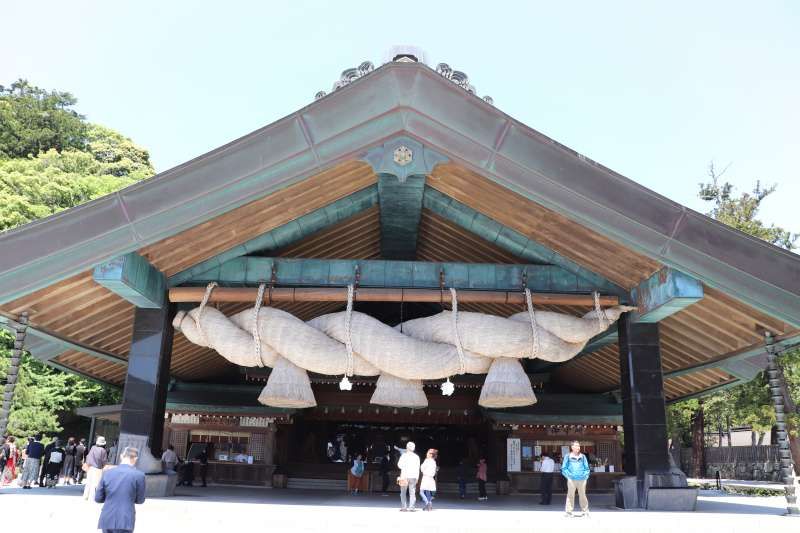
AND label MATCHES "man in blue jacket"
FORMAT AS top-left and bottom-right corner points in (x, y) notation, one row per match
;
(560, 440), (590, 517)
(95, 446), (146, 533)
